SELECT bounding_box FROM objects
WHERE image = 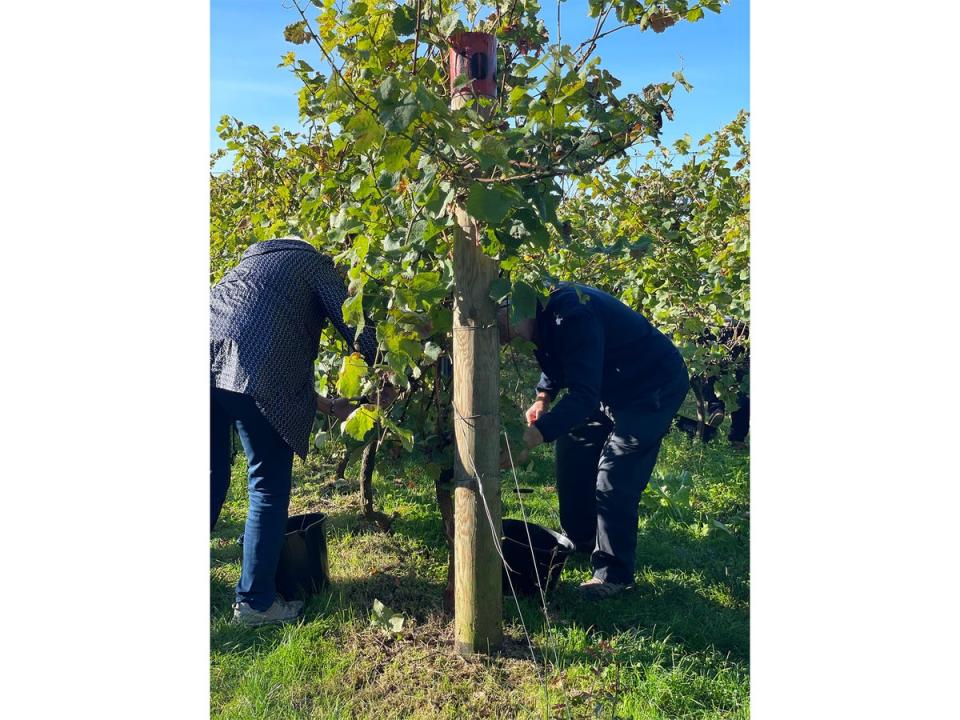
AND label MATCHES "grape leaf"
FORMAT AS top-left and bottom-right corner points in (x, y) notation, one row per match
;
(336, 353), (368, 398)
(343, 404), (379, 441)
